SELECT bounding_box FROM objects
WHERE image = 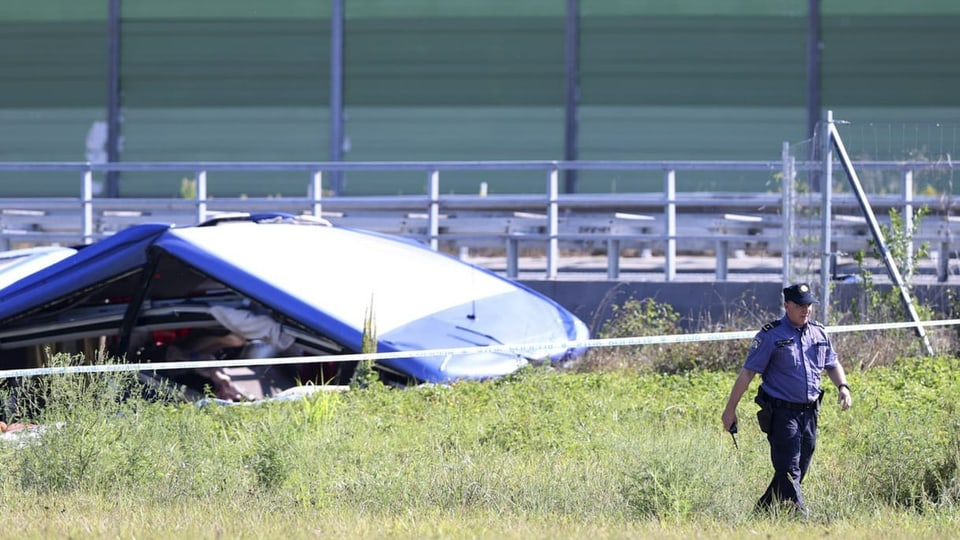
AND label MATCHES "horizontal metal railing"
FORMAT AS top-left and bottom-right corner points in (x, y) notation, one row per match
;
(0, 158), (957, 282)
